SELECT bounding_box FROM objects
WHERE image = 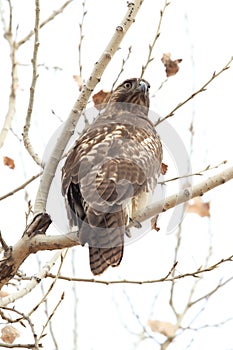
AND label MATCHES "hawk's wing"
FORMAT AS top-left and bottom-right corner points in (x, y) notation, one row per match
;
(62, 116), (162, 275)
(62, 78), (163, 275)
